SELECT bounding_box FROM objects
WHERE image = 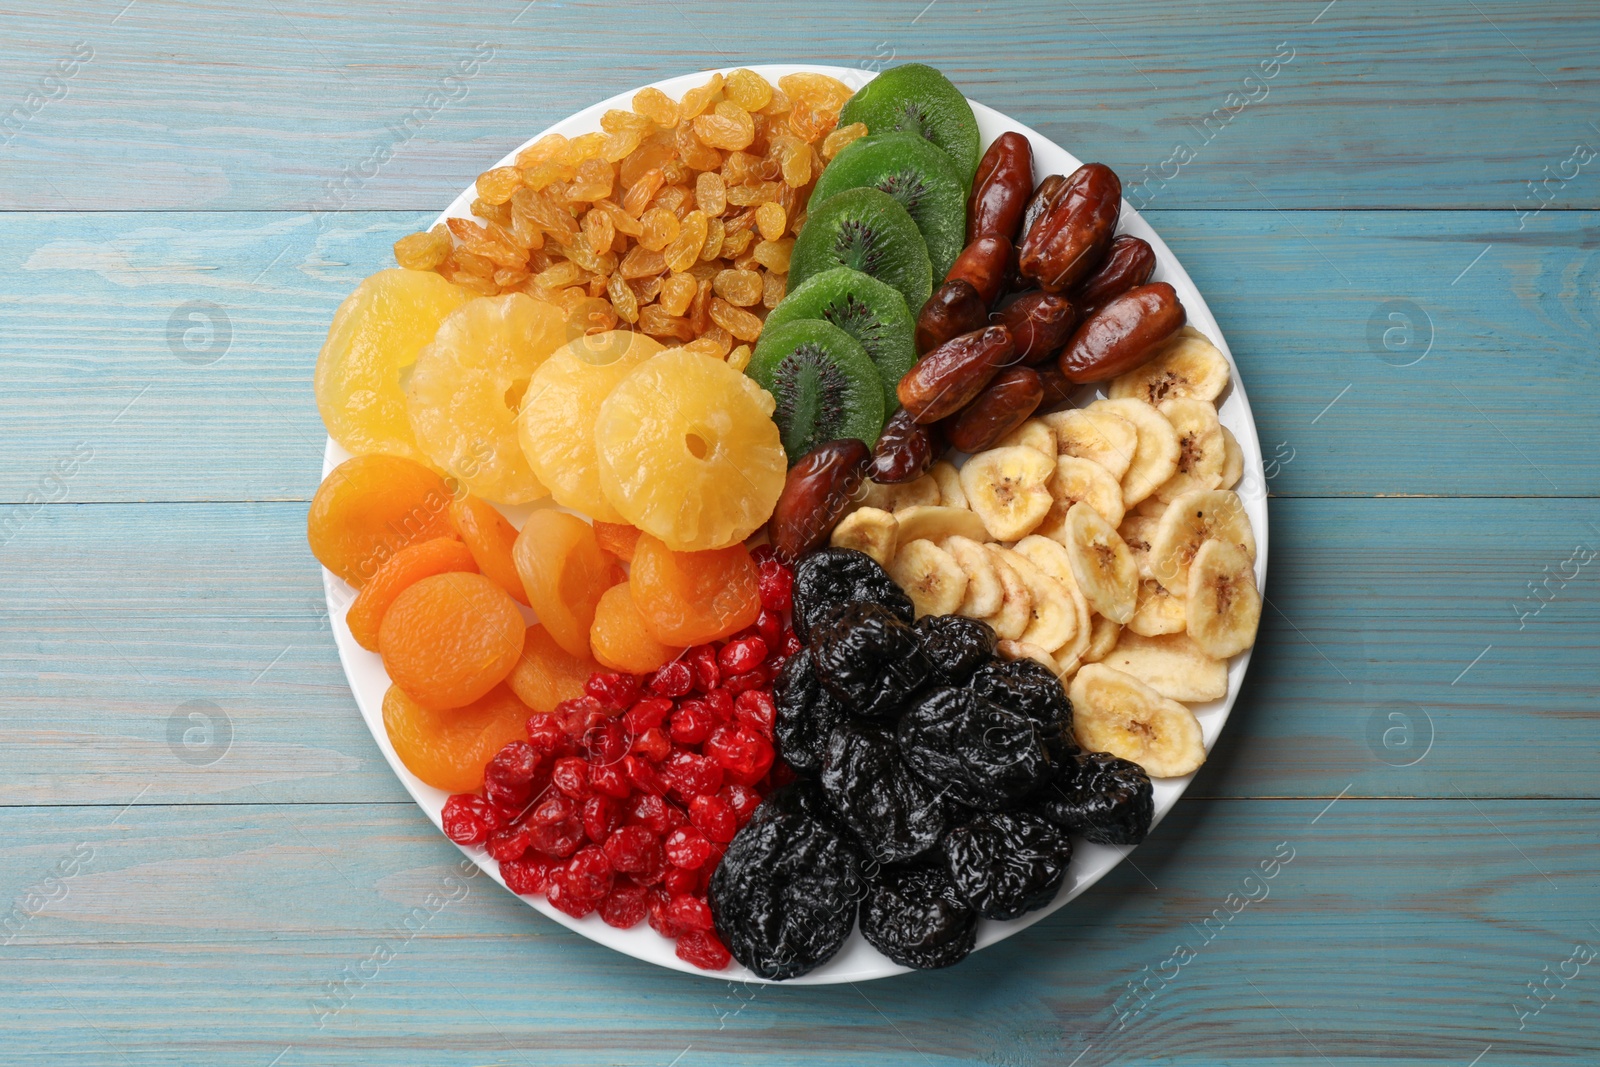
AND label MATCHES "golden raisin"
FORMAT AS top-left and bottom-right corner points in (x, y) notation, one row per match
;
(713, 268), (763, 307)
(710, 298), (763, 342)
(623, 169), (665, 216)
(659, 272), (698, 317)
(726, 344), (753, 371)
(566, 157), (614, 202)
(724, 69), (774, 112)
(476, 167), (523, 206)
(675, 122), (723, 171)
(700, 217), (726, 261)
(608, 271), (640, 324)
(620, 138), (676, 188)
(679, 73), (725, 119)
(516, 134), (569, 168)
(752, 237), (794, 274)
(619, 244), (667, 278)
(632, 87), (680, 129)
(755, 202), (787, 242)
(762, 270), (786, 309)
(639, 206), (680, 252)
(695, 171), (727, 217)
(602, 108), (652, 135)
(393, 227), (451, 271)
(565, 131), (608, 165)
(693, 101), (755, 151)
(822, 121), (870, 160)
(582, 208), (615, 257)
(698, 324), (733, 357)
(601, 129), (642, 163)
(666, 210), (710, 273)
(638, 304), (695, 342)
